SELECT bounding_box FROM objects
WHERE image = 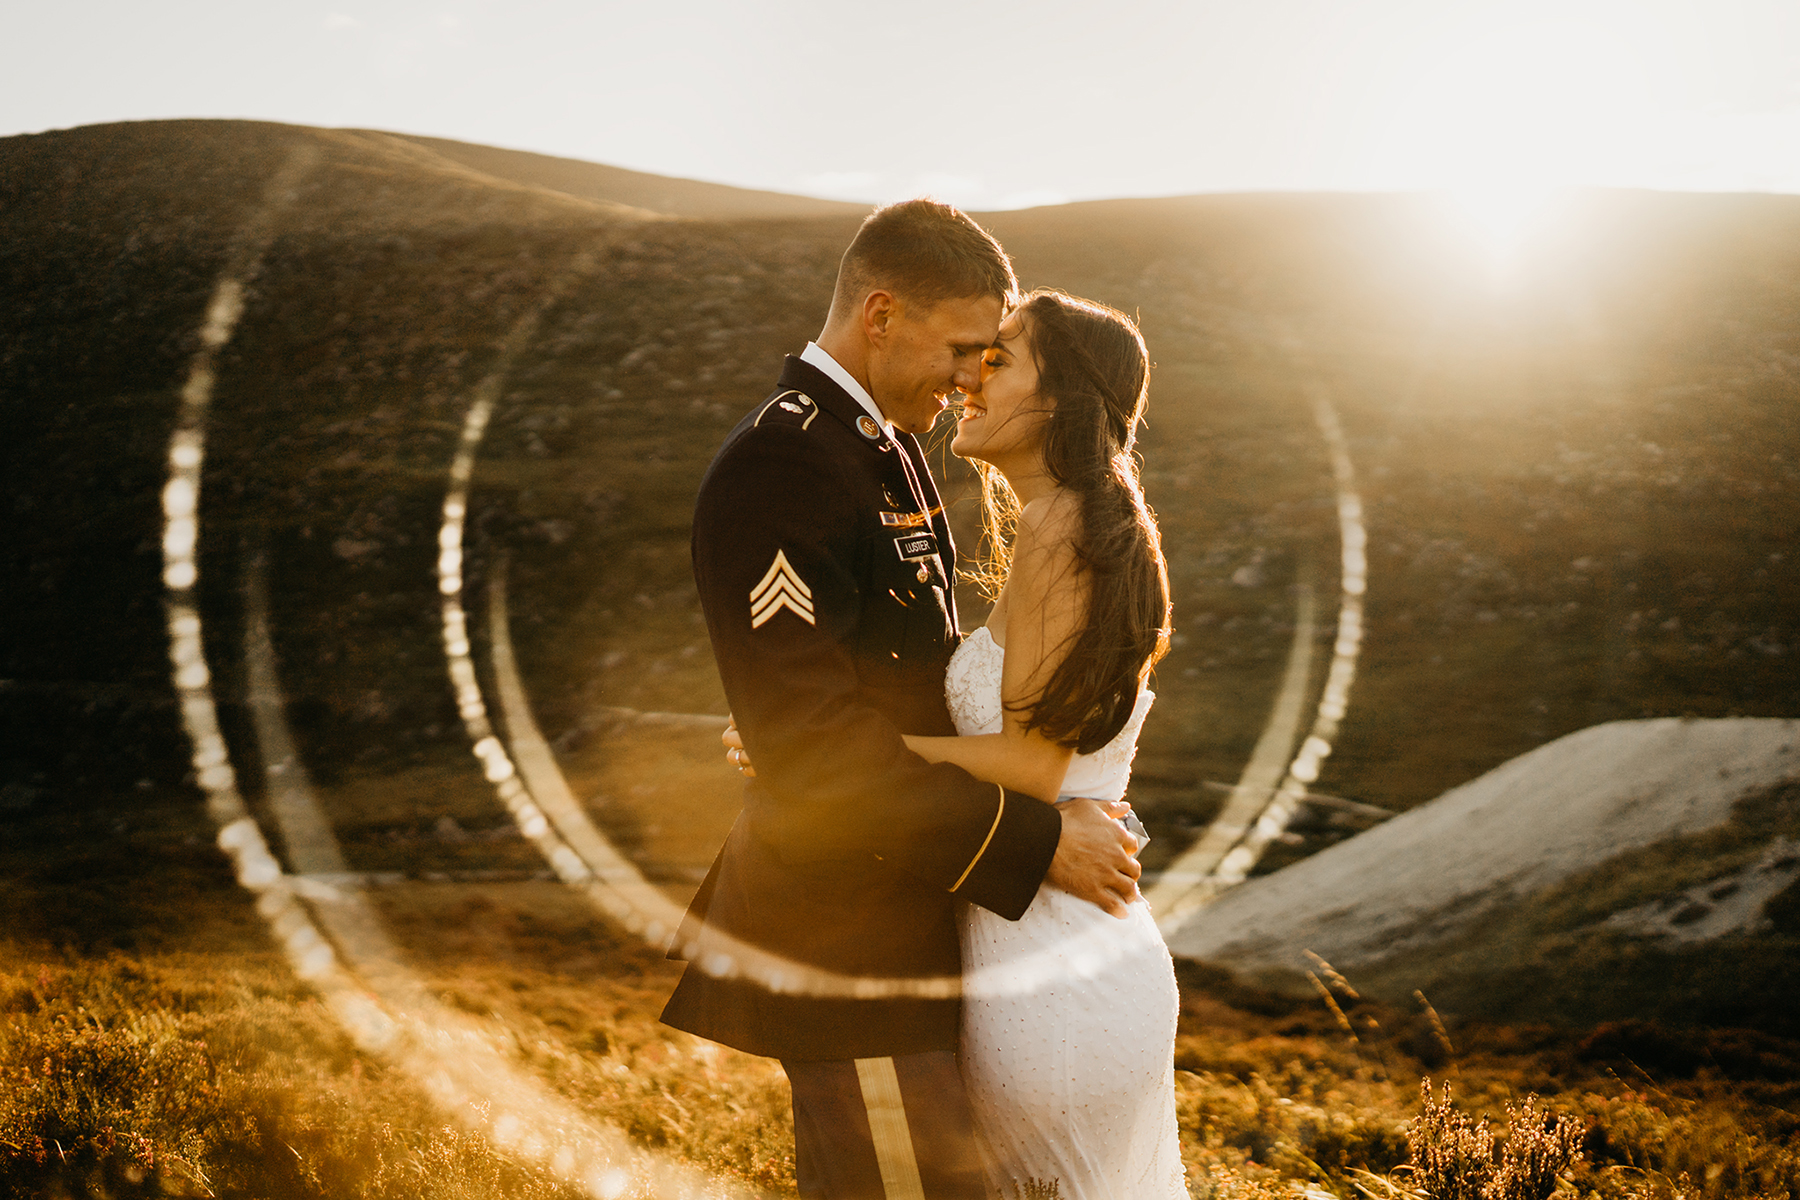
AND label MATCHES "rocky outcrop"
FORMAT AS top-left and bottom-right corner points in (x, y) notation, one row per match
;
(1167, 718), (1800, 1029)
